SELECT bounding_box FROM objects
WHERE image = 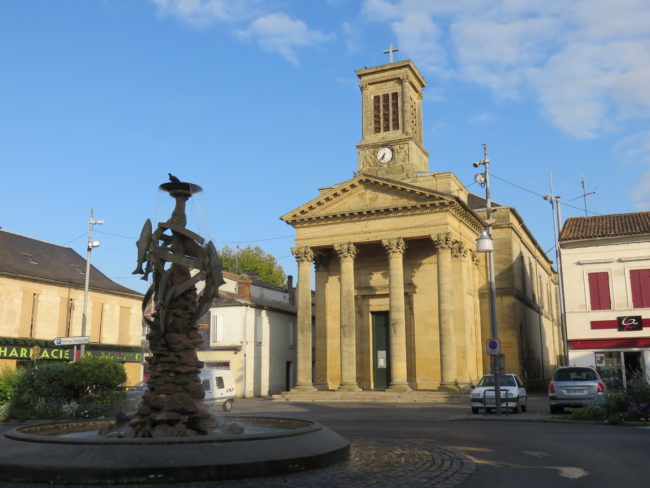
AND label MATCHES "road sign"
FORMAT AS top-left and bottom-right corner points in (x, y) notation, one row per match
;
(53, 336), (89, 346)
(486, 338), (501, 355)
